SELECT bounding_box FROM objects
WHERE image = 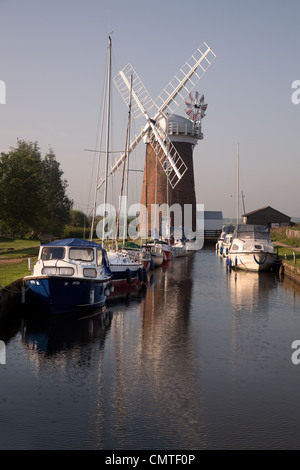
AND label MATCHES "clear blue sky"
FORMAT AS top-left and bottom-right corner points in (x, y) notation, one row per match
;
(1, 0), (299, 219)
